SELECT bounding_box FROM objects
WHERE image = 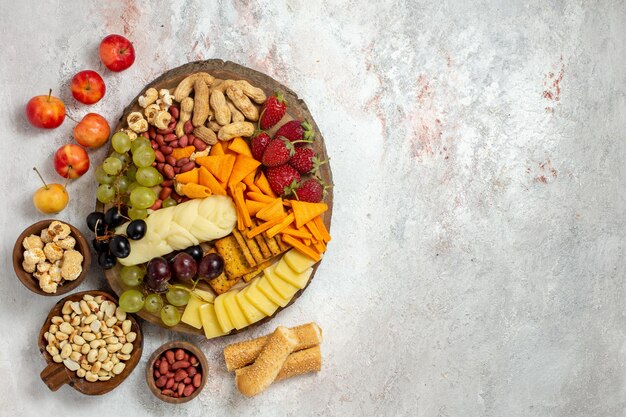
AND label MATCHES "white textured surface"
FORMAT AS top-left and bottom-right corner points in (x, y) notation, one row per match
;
(1, 1), (625, 416)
